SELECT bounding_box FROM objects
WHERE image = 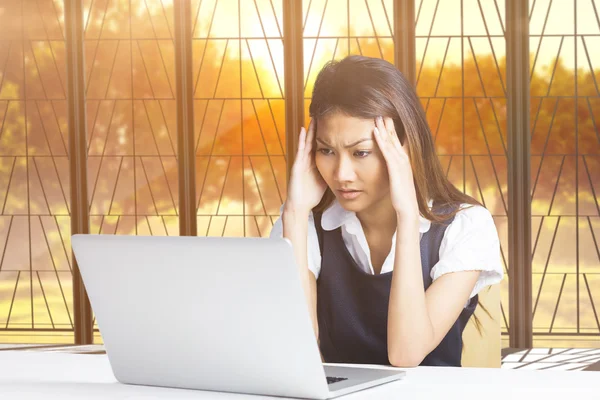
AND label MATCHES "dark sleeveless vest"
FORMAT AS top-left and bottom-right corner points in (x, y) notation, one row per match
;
(314, 203), (478, 366)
